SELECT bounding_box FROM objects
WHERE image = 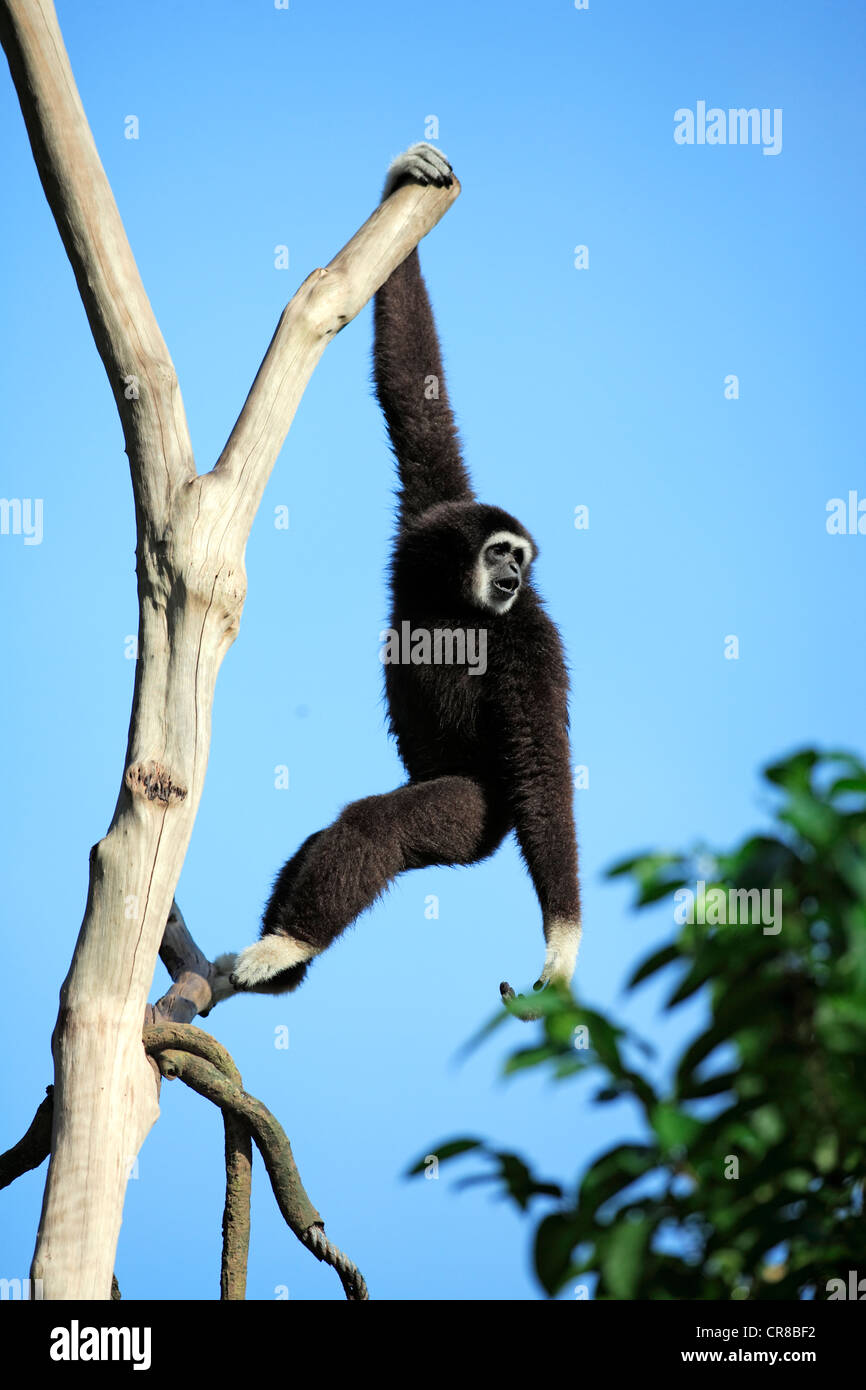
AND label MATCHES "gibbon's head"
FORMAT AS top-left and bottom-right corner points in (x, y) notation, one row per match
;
(472, 528), (534, 614)
(394, 502), (536, 616)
